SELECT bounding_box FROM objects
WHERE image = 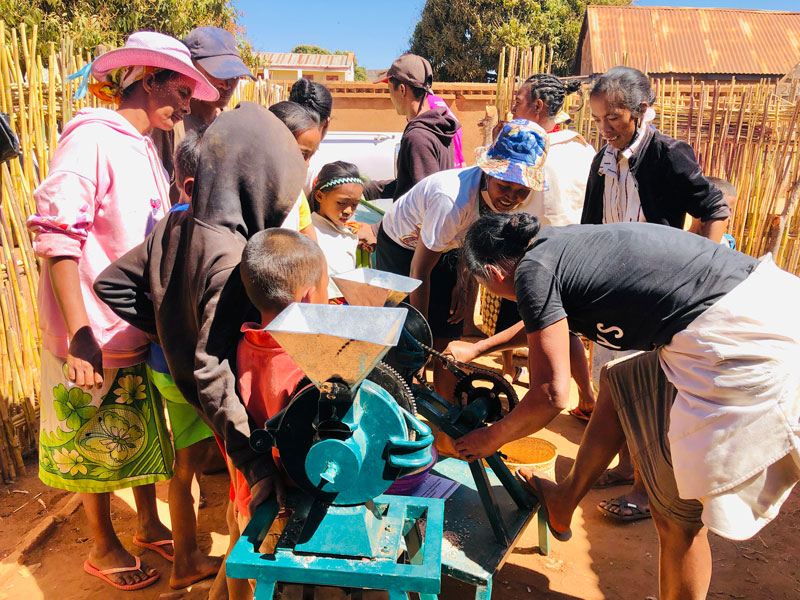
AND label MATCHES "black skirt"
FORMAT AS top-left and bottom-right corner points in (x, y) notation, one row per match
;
(374, 225), (464, 340)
